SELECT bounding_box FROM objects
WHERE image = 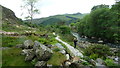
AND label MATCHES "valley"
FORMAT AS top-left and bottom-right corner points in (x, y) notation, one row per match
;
(0, 1), (120, 68)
